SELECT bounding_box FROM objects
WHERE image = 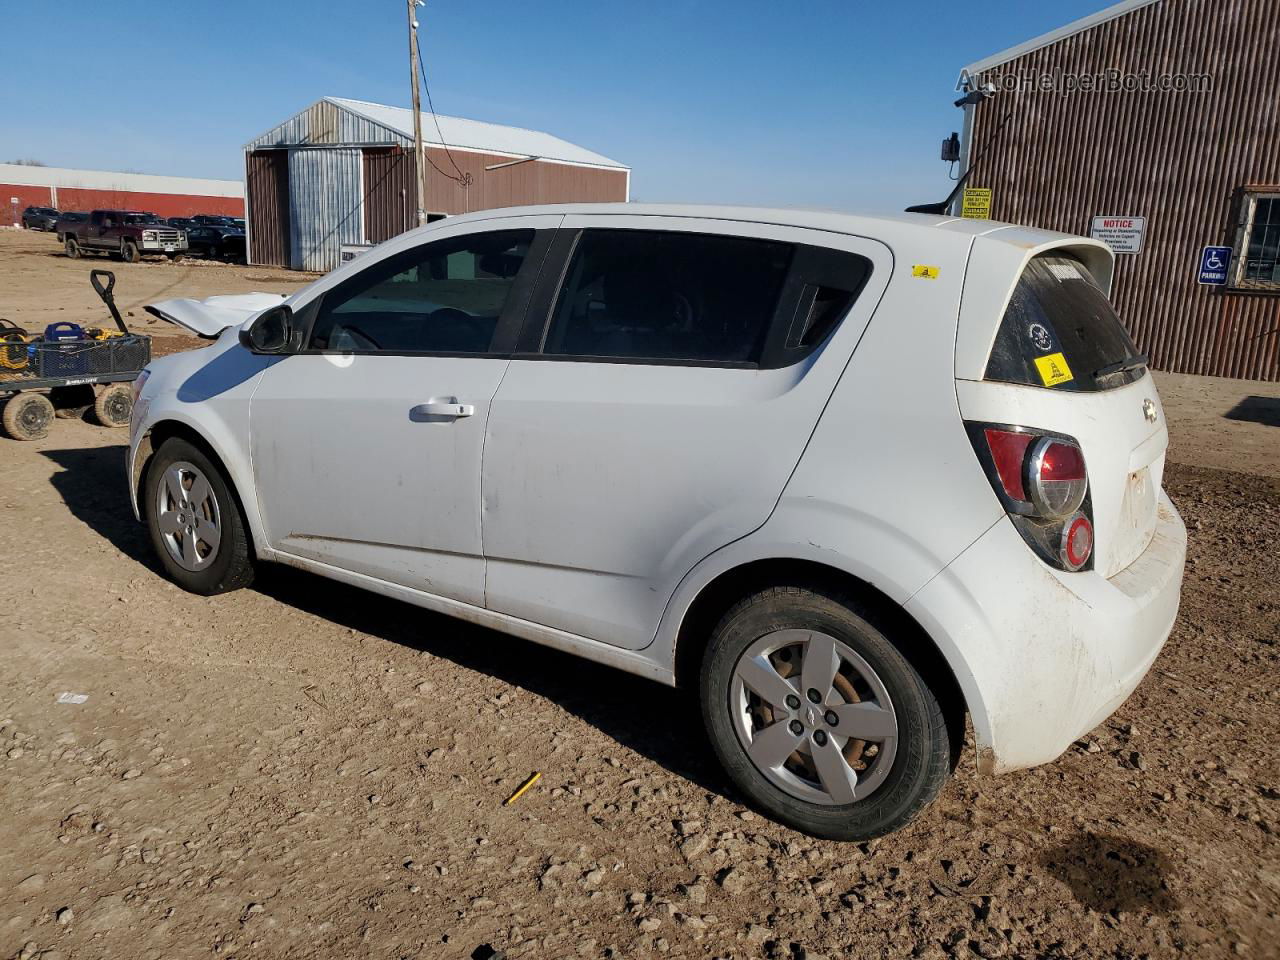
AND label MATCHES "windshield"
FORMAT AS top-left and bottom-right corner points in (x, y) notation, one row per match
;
(123, 214), (162, 225)
(985, 254), (1145, 392)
